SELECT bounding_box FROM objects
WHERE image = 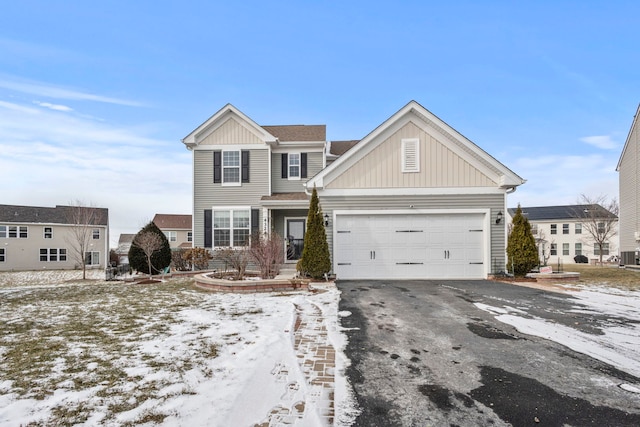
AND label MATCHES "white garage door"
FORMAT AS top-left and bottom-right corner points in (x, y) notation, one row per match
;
(334, 213), (485, 280)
